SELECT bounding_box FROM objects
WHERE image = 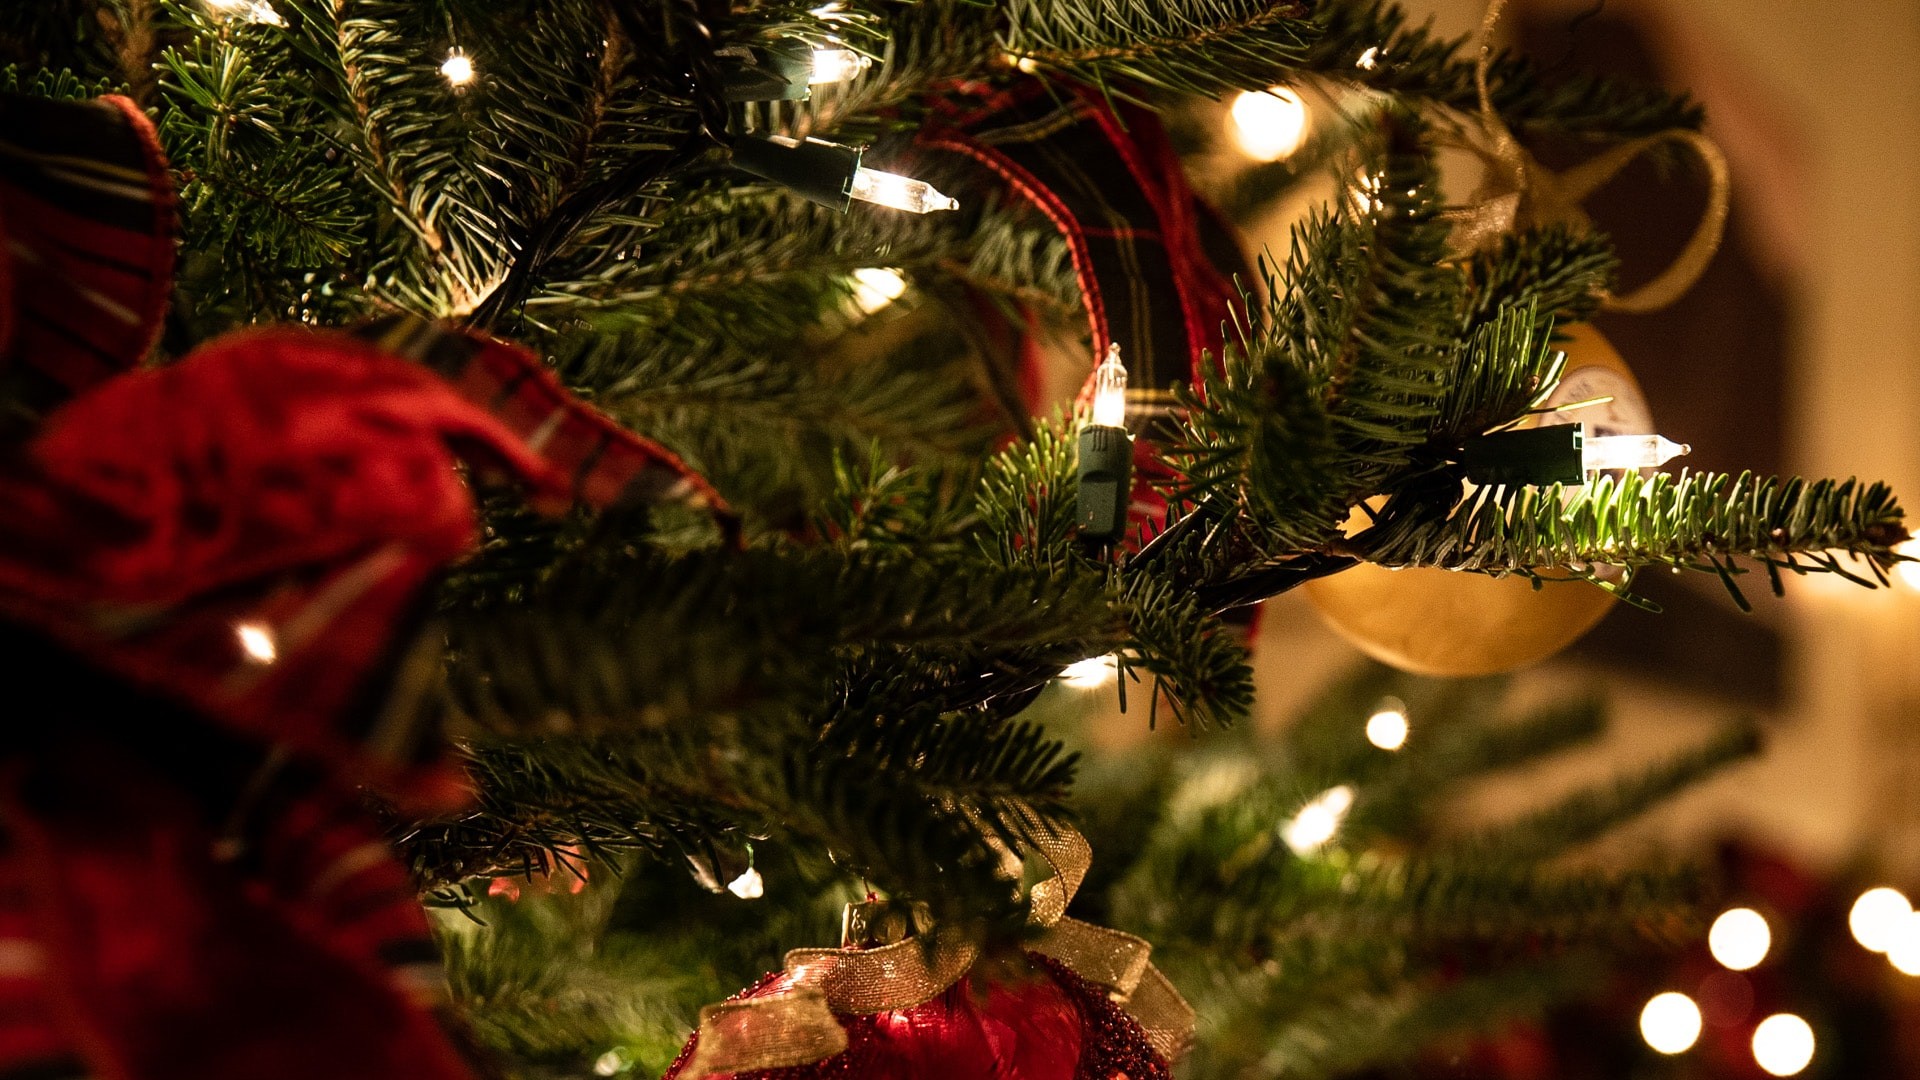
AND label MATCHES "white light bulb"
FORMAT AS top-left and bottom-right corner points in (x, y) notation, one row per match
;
(441, 50), (475, 87)
(1638, 991), (1702, 1055)
(1229, 87), (1309, 162)
(1059, 654), (1118, 689)
(848, 168), (958, 214)
(1365, 699), (1408, 751)
(1886, 910), (1920, 975)
(809, 48), (871, 84)
(1281, 785), (1354, 855)
(235, 622), (277, 664)
(1708, 907), (1771, 971)
(726, 867), (765, 899)
(1090, 343), (1129, 429)
(1848, 886), (1911, 952)
(1356, 46), (1382, 70)
(1351, 170), (1383, 214)
(592, 1049), (629, 1076)
(1581, 431), (1691, 473)
(1752, 1013), (1815, 1077)
(206, 0), (284, 24)
(848, 267), (907, 314)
